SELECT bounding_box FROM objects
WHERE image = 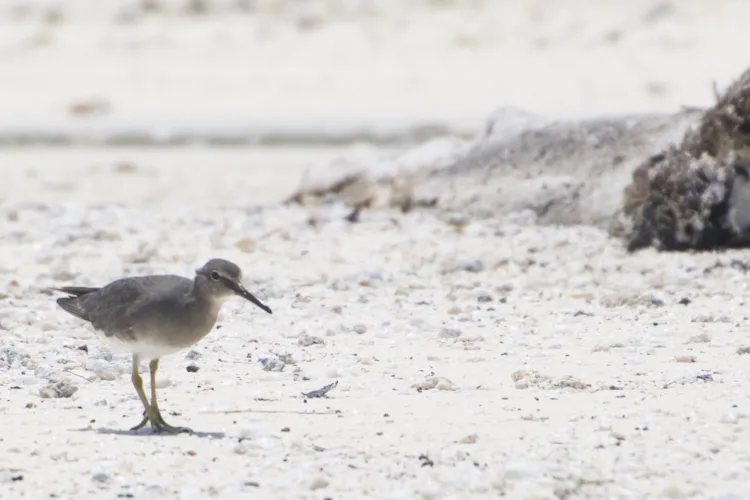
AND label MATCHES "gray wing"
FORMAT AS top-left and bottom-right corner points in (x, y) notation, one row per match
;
(66, 275), (192, 340)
